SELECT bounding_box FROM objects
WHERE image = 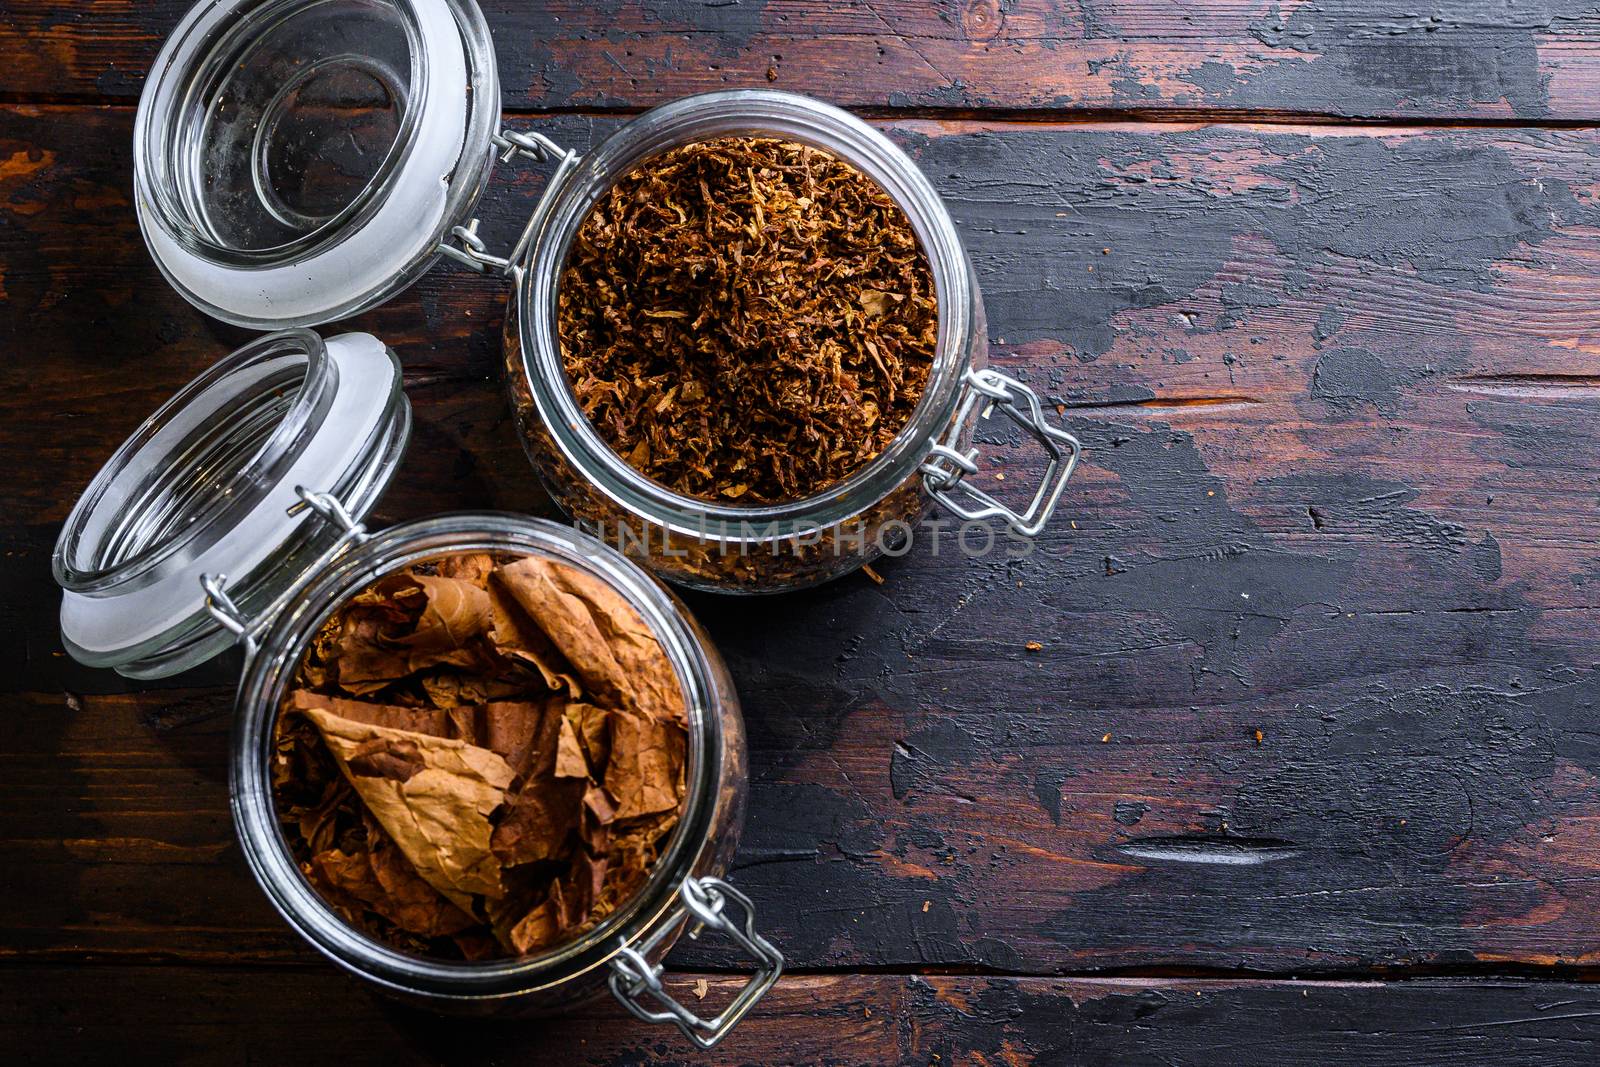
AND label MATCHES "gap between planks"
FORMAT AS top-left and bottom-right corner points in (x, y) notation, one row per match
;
(11, 94), (1600, 132)
(5, 952), (1600, 984)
